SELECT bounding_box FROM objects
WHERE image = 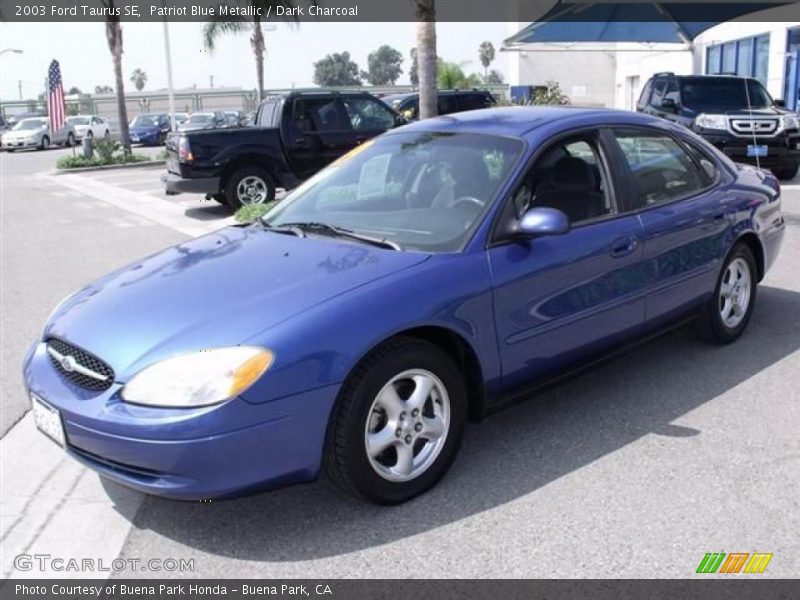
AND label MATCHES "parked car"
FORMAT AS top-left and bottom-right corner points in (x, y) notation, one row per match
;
(26, 107), (784, 504)
(66, 115), (111, 141)
(224, 110), (246, 127)
(163, 90), (405, 208)
(178, 111), (228, 132)
(1, 117), (76, 151)
(637, 73), (800, 180)
(0, 114), (9, 135)
(129, 113), (170, 145)
(383, 89), (496, 120)
(173, 112), (189, 126)
(6, 111), (45, 128)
